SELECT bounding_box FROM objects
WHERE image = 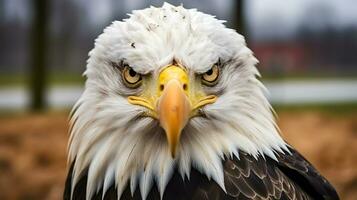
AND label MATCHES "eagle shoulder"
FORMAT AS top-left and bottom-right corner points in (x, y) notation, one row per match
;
(223, 147), (339, 200)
